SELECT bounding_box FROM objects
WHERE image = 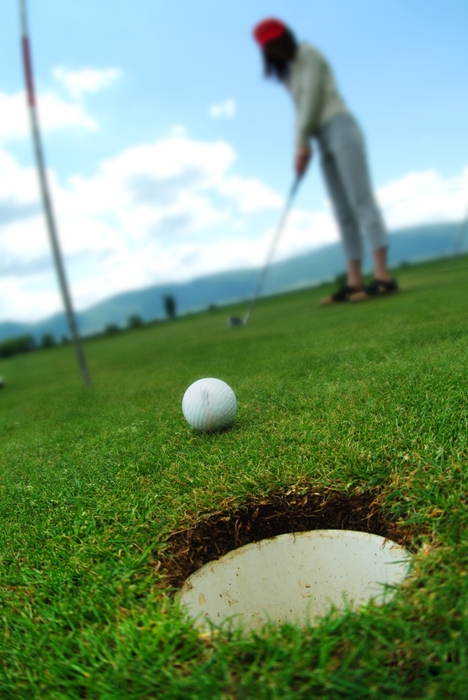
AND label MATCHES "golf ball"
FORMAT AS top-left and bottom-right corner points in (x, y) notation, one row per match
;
(182, 378), (237, 431)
